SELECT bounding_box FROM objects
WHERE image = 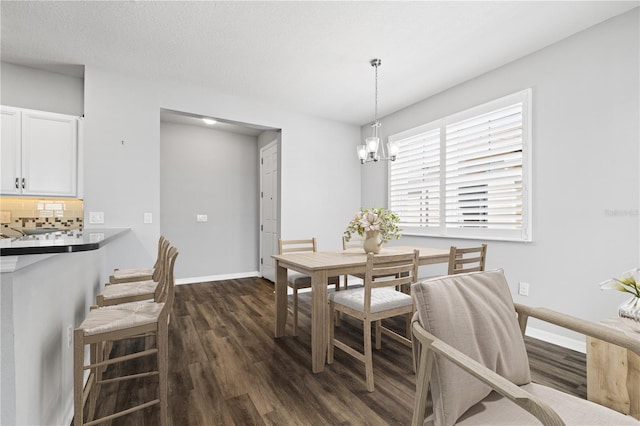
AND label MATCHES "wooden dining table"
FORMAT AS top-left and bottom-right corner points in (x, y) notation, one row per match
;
(273, 245), (450, 373)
